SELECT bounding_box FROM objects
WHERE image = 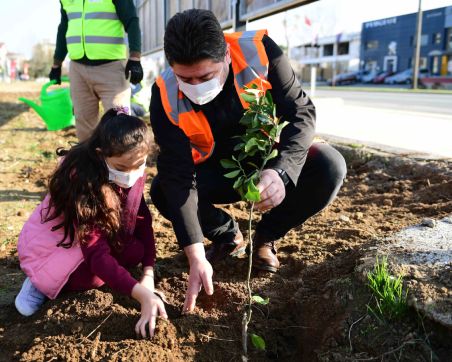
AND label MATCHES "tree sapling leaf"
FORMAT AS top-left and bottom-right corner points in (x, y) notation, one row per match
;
(251, 334), (266, 350)
(224, 170), (241, 179)
(252, 295), (269, 305)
